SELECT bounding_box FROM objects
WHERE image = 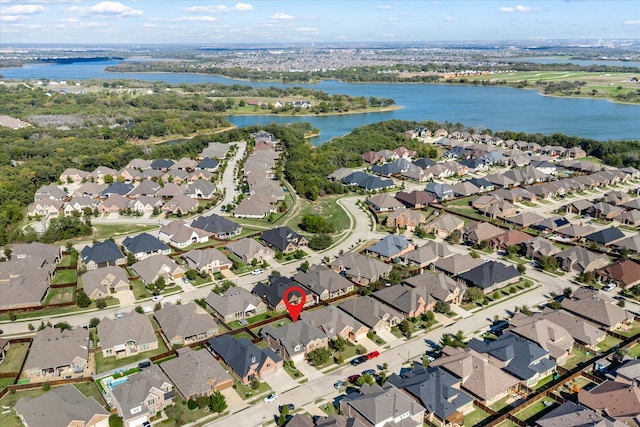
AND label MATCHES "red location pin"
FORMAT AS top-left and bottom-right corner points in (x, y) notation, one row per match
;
(282, 285), (306, 322)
